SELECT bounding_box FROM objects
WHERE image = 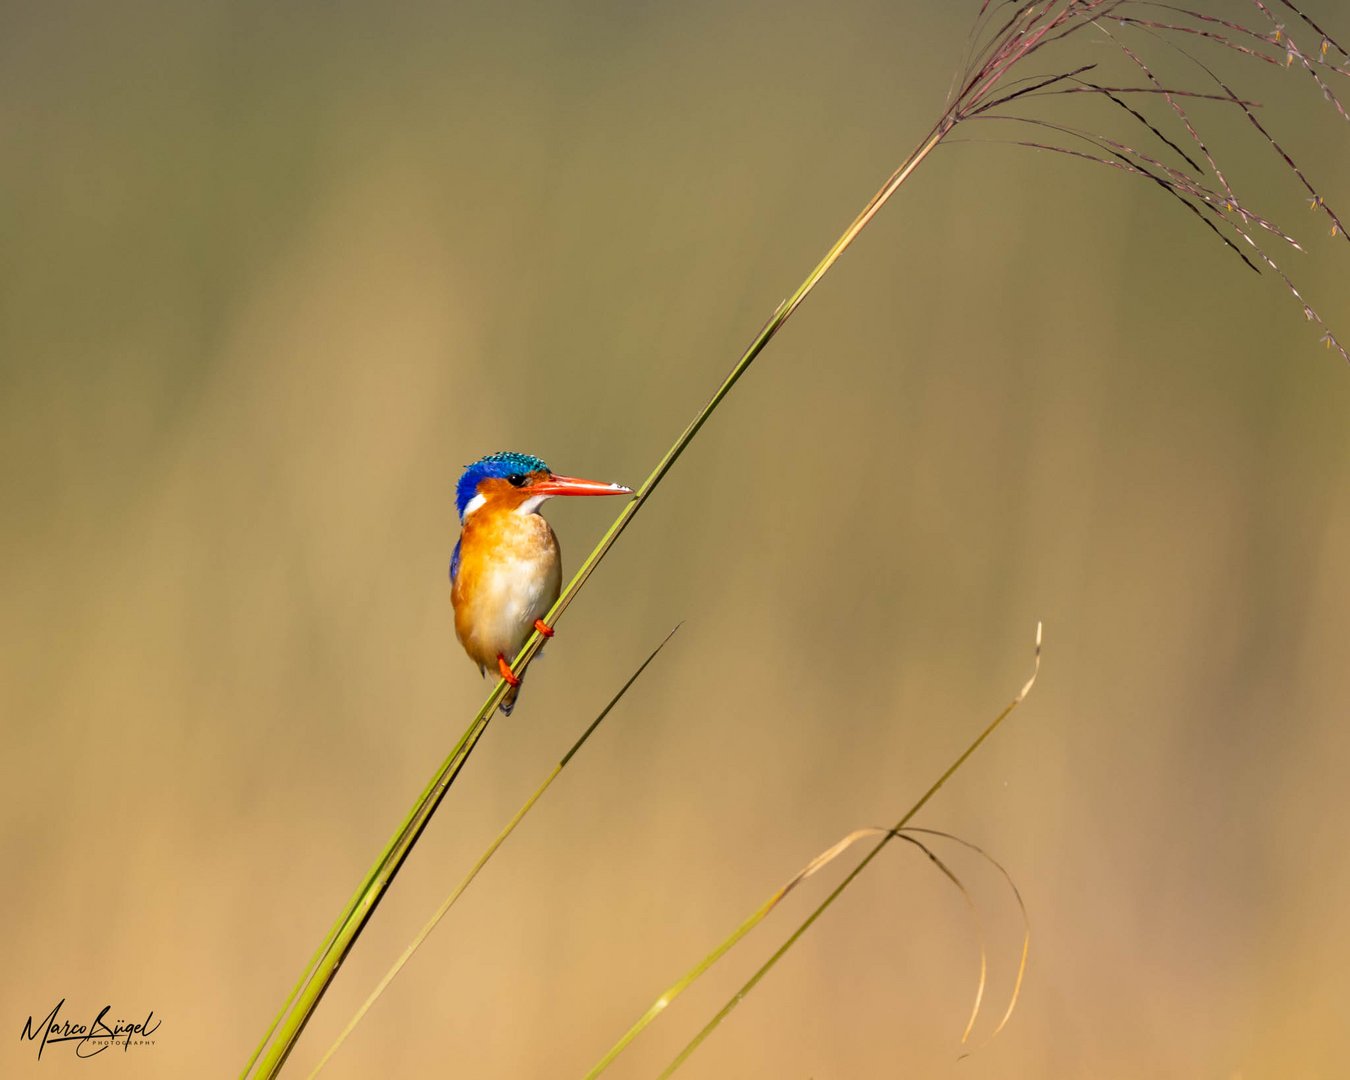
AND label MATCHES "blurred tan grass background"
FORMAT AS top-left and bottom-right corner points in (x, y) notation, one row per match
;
(2, 1), (1349, 1077)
